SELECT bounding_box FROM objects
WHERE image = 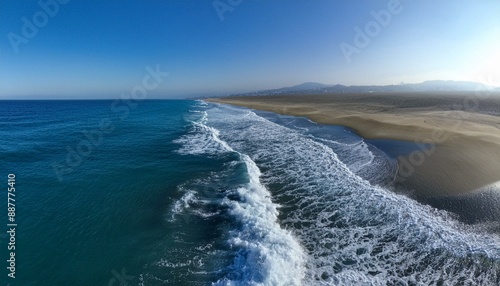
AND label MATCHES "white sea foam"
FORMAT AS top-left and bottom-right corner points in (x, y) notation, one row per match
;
(174, 105), (307, 285)
(205, 102), (500, 285)
(312, 136), (397, 186)
(170, 190), (197, 218)
(174, 110), (233, 155)
(315, 137), (375, 173)
(241, 109), (394, 185)
(213, 154), (306, 286)
(195, 99), (209, 106)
